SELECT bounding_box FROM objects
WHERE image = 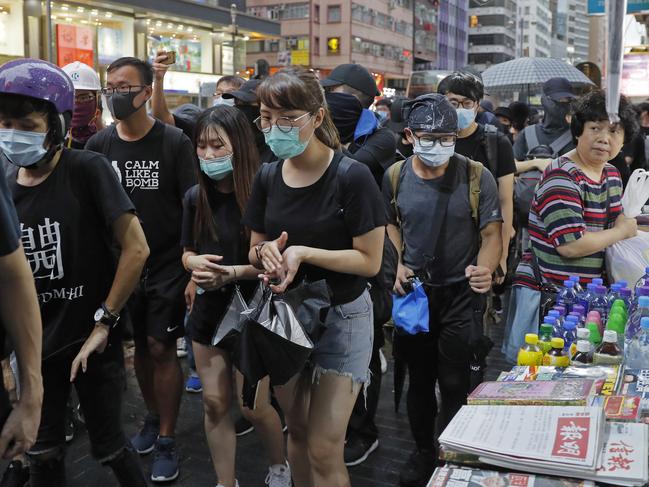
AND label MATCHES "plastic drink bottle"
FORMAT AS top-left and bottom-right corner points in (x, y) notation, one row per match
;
(579, 283), (596, 312)
(633, 266), (649, 297)
(605, 312), (626, 350)
(572, 340), (594, 364)
(593, 330), (623, 365)
(586, 321), (602, 347)
(517, 334), (543, 366)
(557, 280), (578, 314)
(572, 304), (586, 325)
(620, 288), (633, 310)
(616, 280), (628, 289)
(591, 286), (609, 322)
(543, 338), (569, 366)
(569, 275), (584, 294)
(570, 327), (591, 357)
(626, 296), (649, 343)
(593, 278), (604, 287)
(538, 324), (554, 355)
(625, 317), (649, 369)
(607, 284), (622, 308)
(562, 320), (578, 352)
